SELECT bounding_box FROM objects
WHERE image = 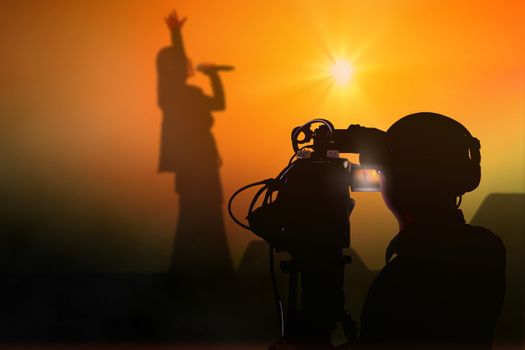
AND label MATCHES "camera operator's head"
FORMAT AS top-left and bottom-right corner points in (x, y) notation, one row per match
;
(379, 112), (481, 226)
